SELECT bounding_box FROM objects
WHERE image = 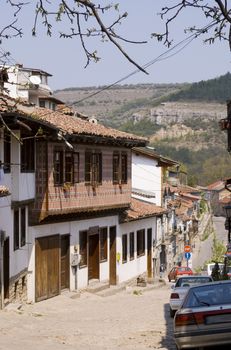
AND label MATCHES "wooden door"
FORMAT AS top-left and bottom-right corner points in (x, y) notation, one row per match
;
(147, 228), (152, 278)
(3, 237), (9, 300)
(88, 234), (99, 280)
(61, 235), (70, 290)
(109, 226), (116, 285)
(35, 235), (60, 302)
